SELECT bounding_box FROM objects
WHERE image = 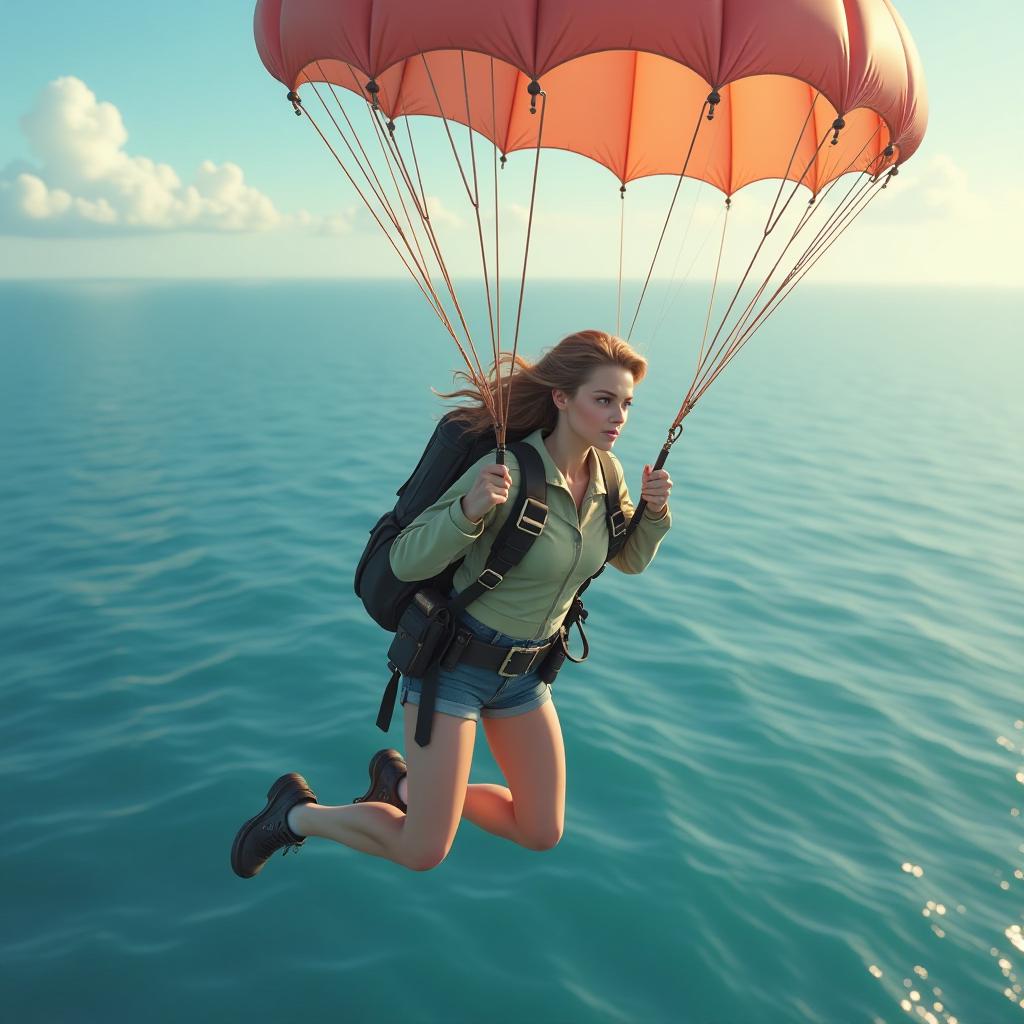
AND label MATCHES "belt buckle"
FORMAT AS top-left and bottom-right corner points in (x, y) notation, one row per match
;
(498, 645), (539, 677)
